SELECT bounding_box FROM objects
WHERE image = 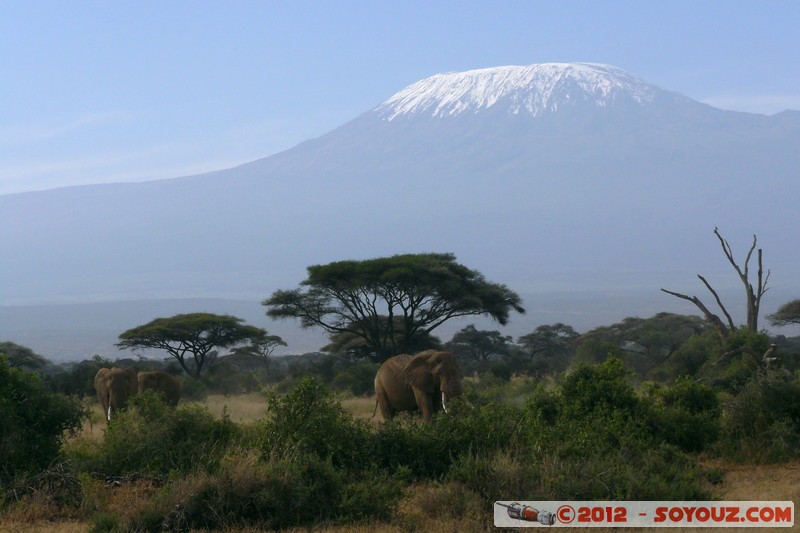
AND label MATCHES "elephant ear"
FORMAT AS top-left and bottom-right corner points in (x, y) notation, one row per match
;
(95, 368), (110, 385)
(404, 352), (435, 393)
